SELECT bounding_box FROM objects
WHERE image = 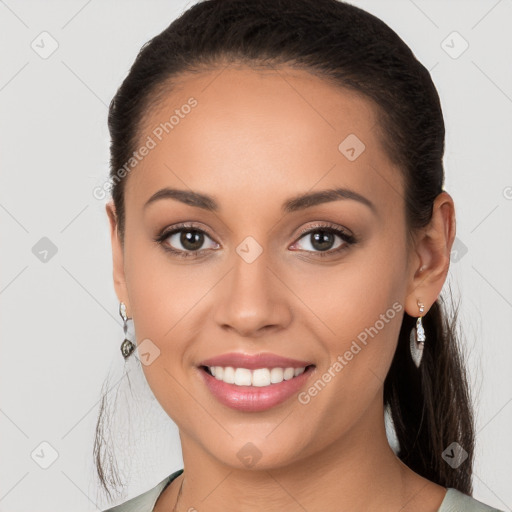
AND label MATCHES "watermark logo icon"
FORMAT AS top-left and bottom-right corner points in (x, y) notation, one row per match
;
(31, 441), (59, 469)
(236, 236), (263, 264)
(31, 31), (59, 59)
(450, 237), (468, 263)
(135, 338), (161, 366)
(441, 31), (469, 59)
(237, 442), (262, 468)
(338, 134), (366, 161)
(32, 237), (58, 263)
(442, 442), (468, 468)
